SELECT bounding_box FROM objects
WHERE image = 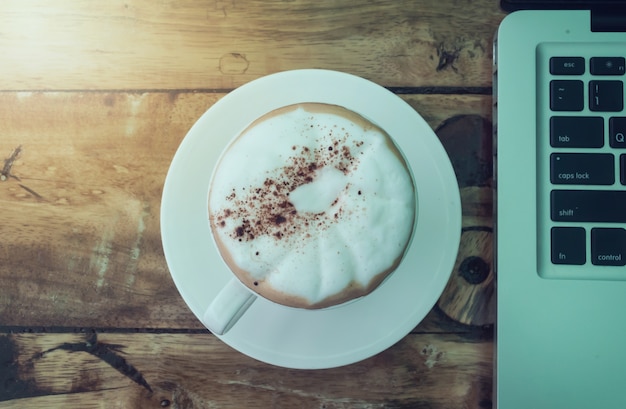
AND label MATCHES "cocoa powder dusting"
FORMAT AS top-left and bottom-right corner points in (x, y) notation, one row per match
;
(212, 119), (365, 243)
